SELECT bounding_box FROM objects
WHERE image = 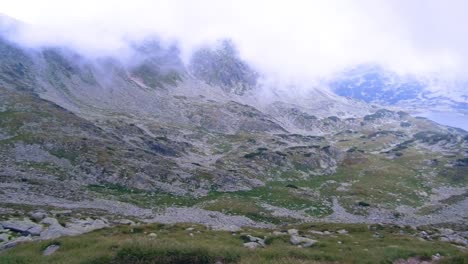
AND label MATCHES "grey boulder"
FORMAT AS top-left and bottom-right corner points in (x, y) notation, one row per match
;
(243, 242), (262, 249)
(0, 235), (33, 250)
(290, 235), (317, 247)
(245, 234), (265, 247)
(1, 218), (43, 236)
(43, 244), (60, 256)
(40, 217), (109, 240)
(30, 211), (48, 222)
